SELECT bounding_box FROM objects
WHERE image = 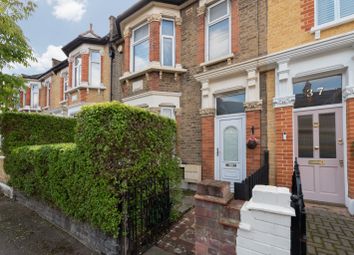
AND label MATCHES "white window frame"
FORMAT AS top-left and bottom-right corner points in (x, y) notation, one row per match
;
(73, 55), (82, 88)
(314, 0), (354, 29)
(89, 50), (101, 86)
(205, 0), (231, 62)
(160, 107), (175, 120)
(160, 18), (176, 67)
(131, 22), (150, 72)
(30, 84), (39, 108)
